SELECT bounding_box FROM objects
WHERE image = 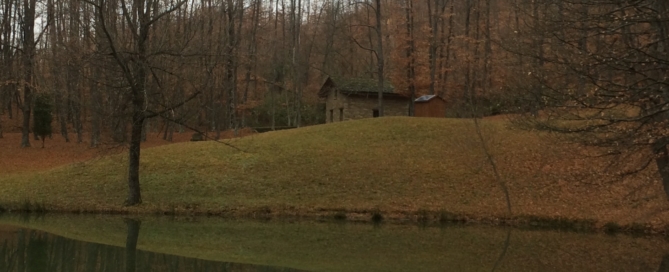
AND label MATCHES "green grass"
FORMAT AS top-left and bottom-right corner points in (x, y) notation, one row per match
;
(0, 117), (496, 214)
(1, 116), (668, 230)
(0, 214), (667, 272)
